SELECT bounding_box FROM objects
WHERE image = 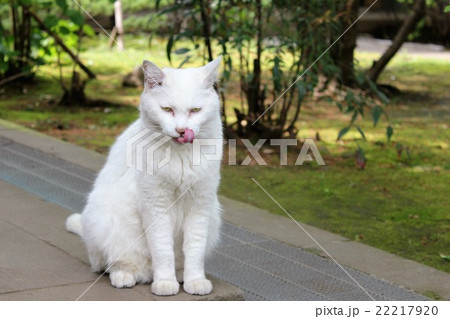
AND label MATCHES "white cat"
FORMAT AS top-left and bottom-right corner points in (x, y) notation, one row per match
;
(66, 57), (223, 296)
